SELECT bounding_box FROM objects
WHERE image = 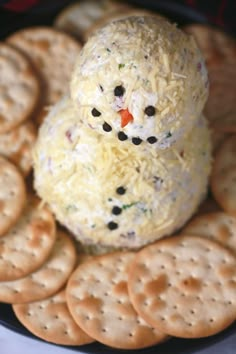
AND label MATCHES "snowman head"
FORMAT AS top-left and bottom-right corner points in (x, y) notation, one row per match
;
(71, 16), (208, 149)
